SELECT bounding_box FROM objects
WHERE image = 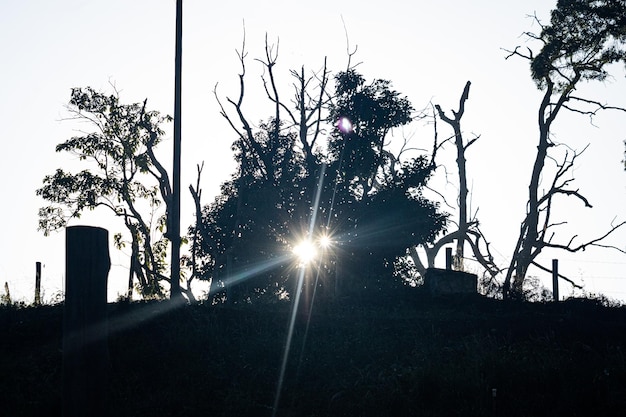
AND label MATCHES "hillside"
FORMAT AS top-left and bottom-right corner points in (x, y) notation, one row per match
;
(2, 291), (626, 416)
